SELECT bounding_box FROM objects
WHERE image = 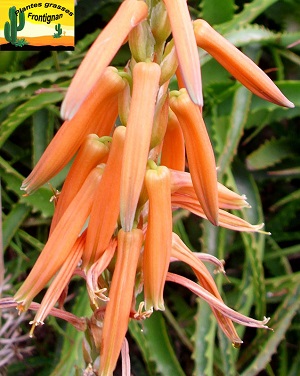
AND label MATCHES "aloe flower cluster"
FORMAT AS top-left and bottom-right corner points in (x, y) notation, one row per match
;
(11, 0), (294, 374)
